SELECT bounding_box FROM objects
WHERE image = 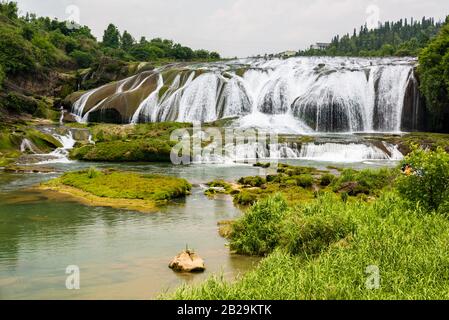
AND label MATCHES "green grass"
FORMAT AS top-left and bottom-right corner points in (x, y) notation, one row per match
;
(168, 192), (449, 299)
(54, 169), (191, 201)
